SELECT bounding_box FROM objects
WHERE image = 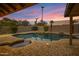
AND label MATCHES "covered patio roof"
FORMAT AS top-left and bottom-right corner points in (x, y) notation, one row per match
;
(64, 3), (79, 46)
(0, 3), (37, 17)
(64, 3), (79, 17)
